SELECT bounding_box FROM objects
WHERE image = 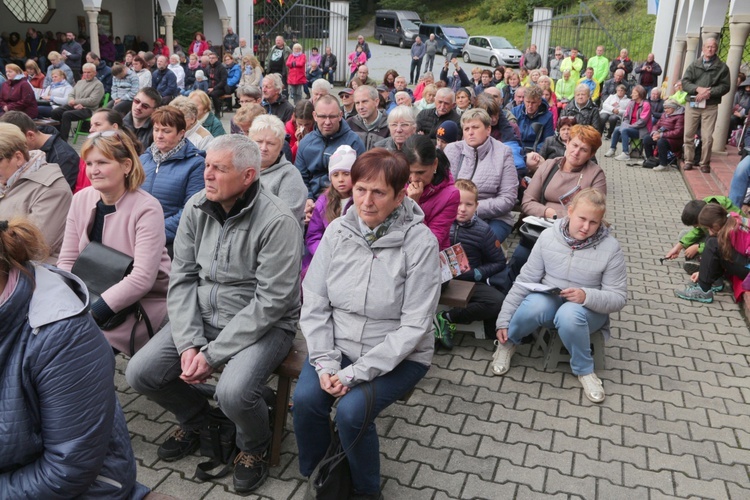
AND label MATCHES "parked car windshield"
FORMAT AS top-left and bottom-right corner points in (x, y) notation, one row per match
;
(402, 20), (419, 31)
(488, 37), (515, 49)
(444, 27), (468, 38)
